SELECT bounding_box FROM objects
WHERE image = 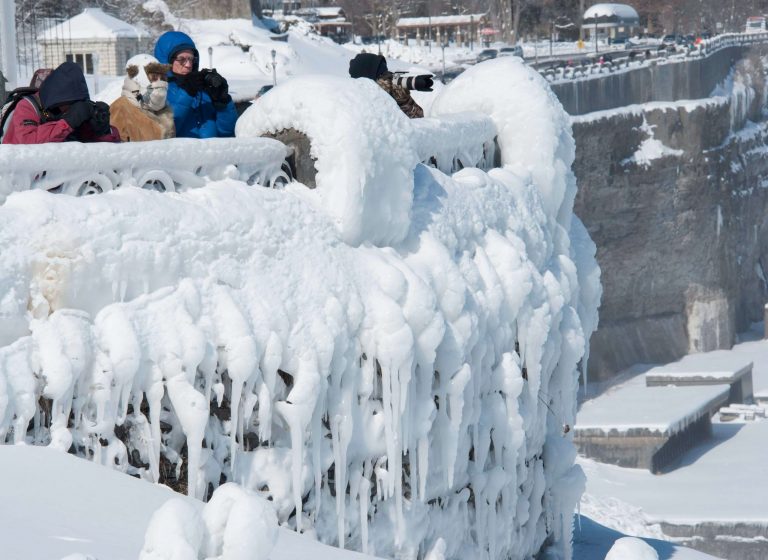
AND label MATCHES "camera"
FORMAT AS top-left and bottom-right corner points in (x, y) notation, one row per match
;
(200, 68), (225, 90)
(89, 101), (111, 135)
(392, 73), (434, 92)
